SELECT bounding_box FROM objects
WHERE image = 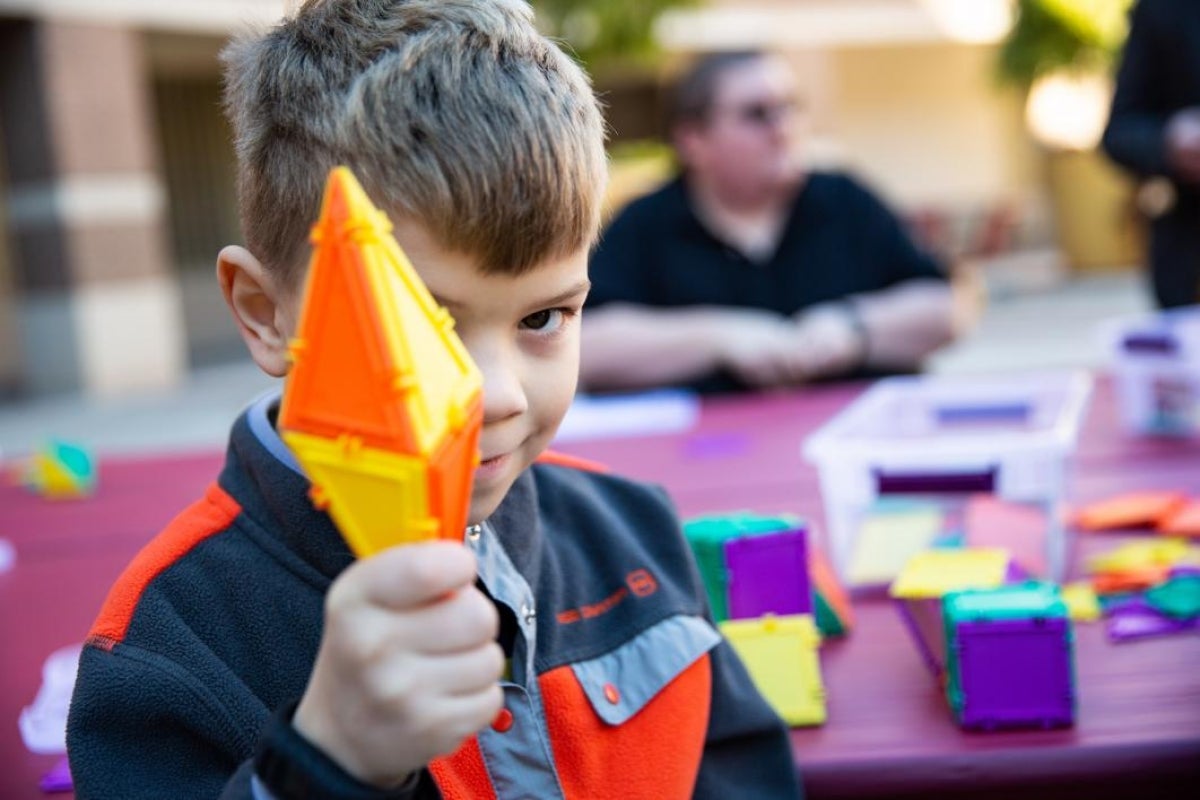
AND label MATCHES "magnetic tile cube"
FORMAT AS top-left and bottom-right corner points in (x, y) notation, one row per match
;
(890, 548), (1013, 675)
(684, 513), (852, 638)
(720, 614), (826, 727)
(683, 514), (809, 622)
(23, 440), (97, 500)
(943, 583), (1075, 730)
